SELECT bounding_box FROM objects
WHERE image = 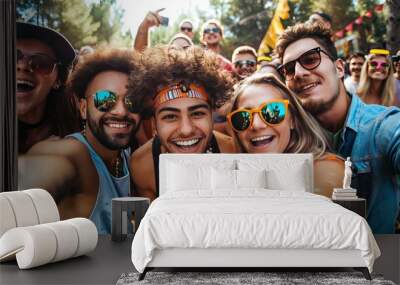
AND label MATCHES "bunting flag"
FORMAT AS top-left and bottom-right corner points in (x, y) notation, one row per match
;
(258, 0), (290, 57)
